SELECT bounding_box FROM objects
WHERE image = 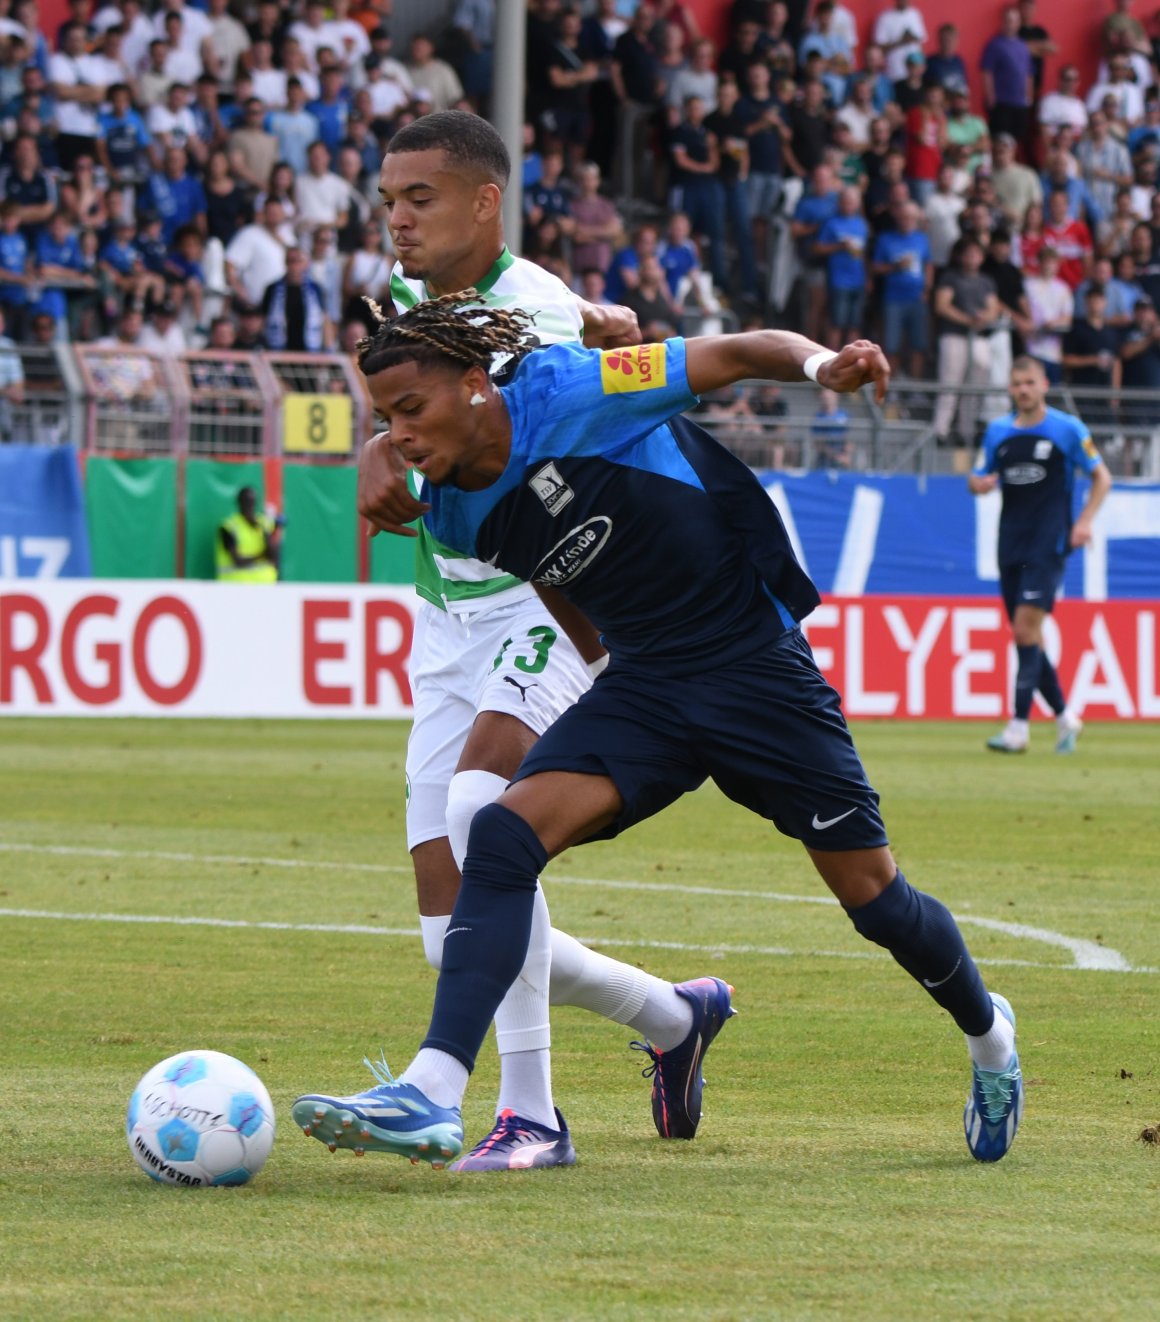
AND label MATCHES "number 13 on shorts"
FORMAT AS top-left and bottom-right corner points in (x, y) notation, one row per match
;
(490, 626), (558, 675)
